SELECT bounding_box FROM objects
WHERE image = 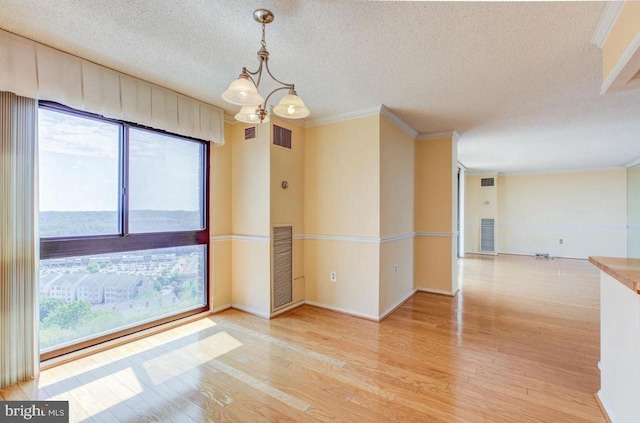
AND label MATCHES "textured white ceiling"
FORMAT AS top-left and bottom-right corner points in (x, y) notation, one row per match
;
(0, 0), (638, 173)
